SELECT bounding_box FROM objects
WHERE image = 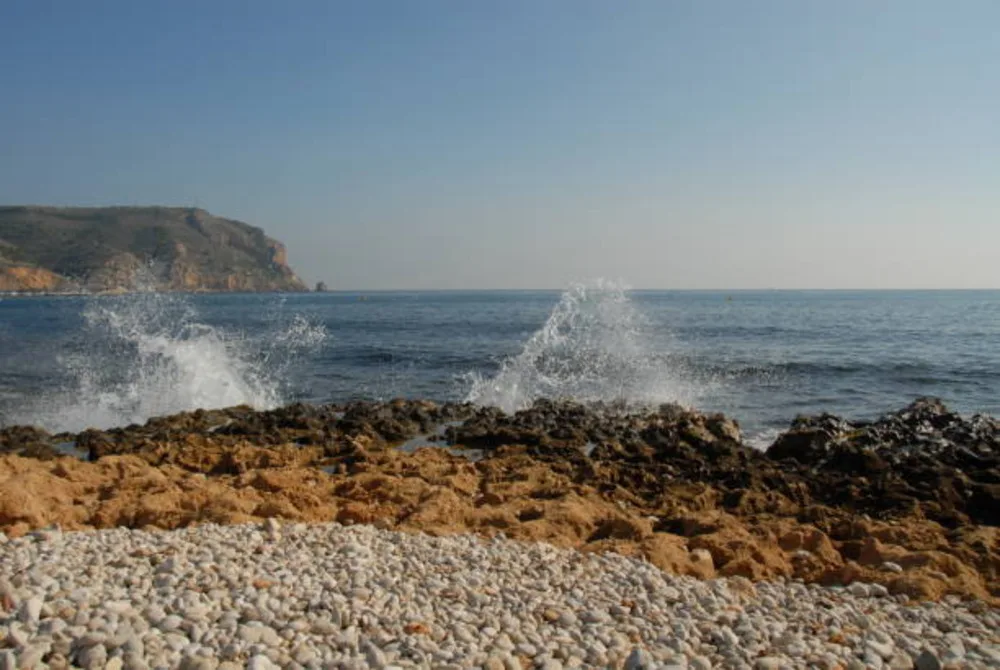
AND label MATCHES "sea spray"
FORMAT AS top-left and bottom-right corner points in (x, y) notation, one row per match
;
(10, 290), (326, 433)
(465, 280), (701, 413)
